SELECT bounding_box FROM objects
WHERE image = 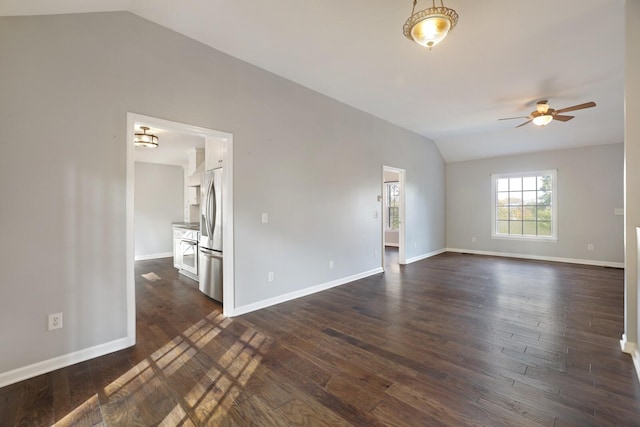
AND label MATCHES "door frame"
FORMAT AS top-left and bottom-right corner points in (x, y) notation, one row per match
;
(382, 165), (407, 267)
(126, 113), (235, 342)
